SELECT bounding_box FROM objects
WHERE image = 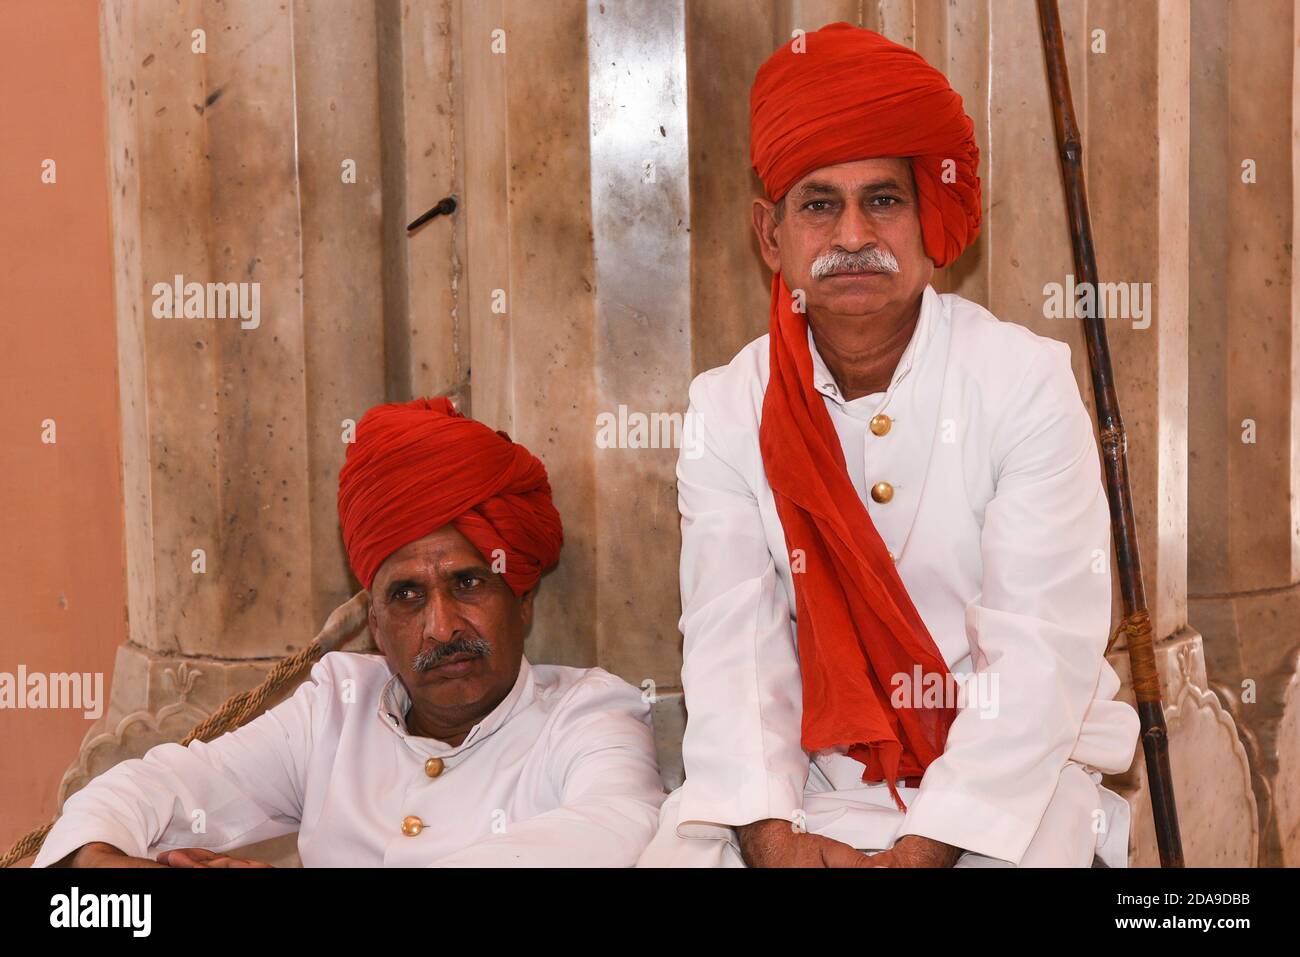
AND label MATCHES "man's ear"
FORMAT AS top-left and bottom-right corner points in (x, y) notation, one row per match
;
(367, 596), (386, 657)
(518, 584), (538, 634)
(751, 197), (782, 273)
